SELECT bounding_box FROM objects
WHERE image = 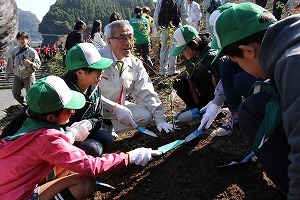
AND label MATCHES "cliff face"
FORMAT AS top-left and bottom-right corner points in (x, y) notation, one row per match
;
(18, 9), (42, 43)
(0, 0), (18, 58)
